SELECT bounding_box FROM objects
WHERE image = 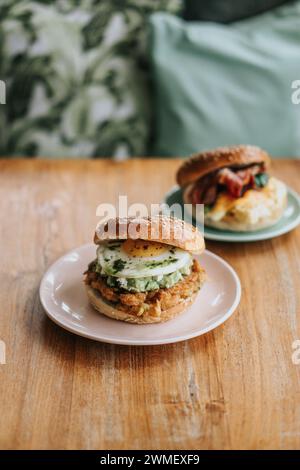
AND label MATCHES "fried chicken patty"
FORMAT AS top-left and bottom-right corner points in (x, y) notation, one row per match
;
(84, 259), (206, 317)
